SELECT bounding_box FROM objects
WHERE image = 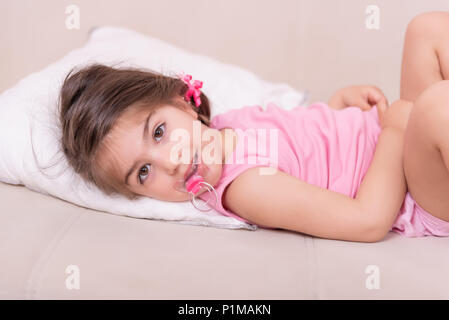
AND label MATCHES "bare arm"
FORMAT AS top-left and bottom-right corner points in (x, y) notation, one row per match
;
(224, 127), (406, 243)
(354, 126), (407, 232)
